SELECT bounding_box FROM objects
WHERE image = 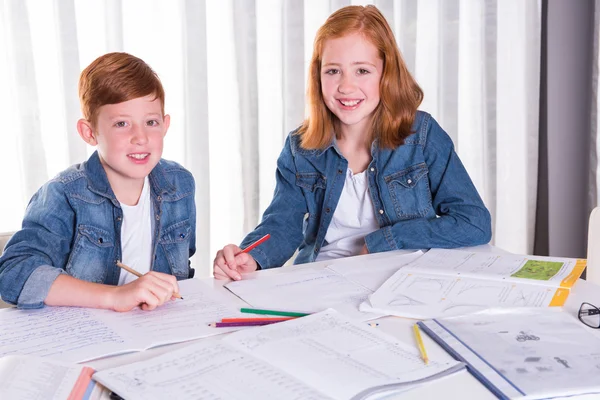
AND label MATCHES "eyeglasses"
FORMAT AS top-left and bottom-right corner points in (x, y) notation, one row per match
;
(578, 302), (600, 329)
